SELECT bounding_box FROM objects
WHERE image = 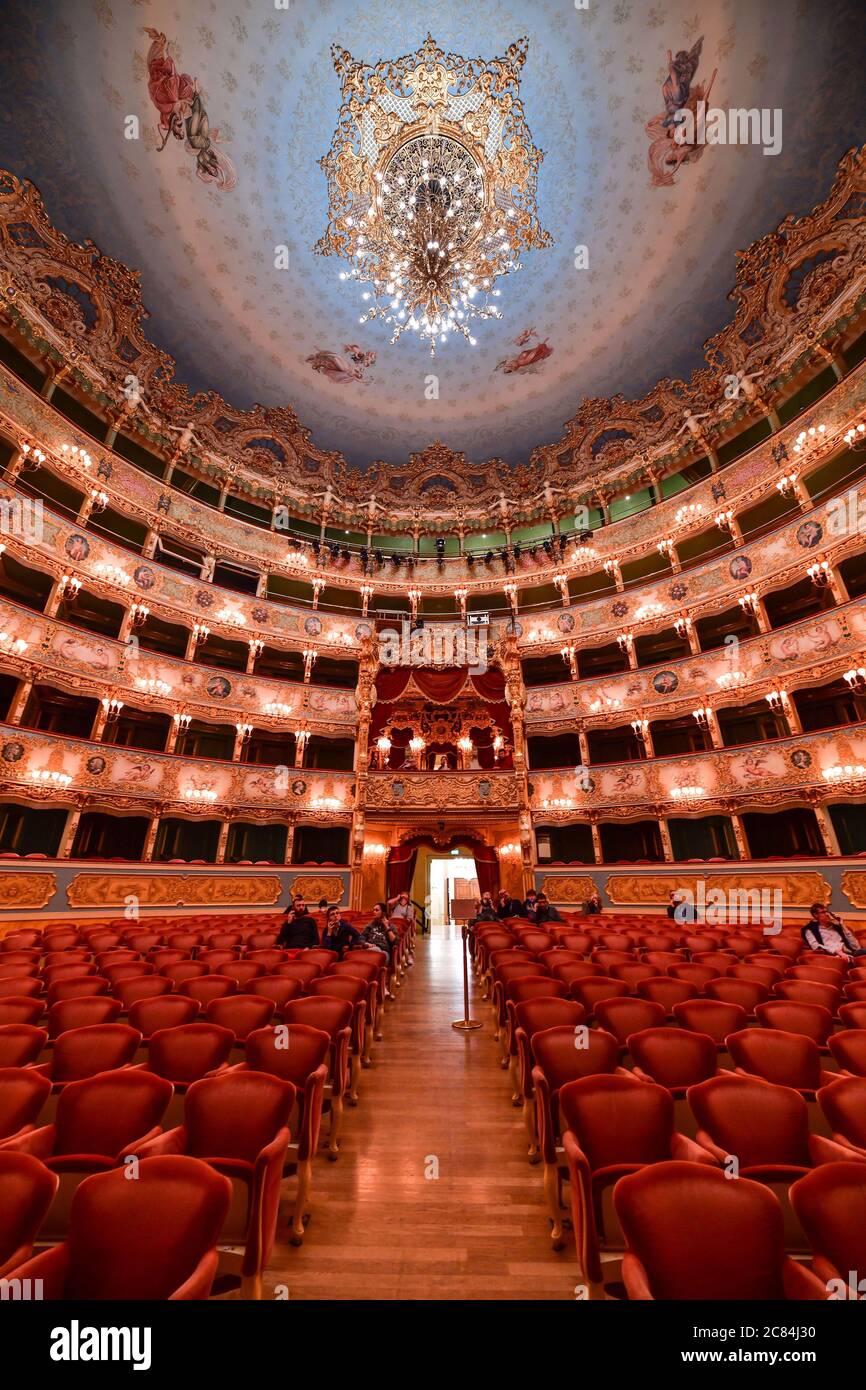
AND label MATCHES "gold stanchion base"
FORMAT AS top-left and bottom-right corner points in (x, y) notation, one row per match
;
(451, 1019), (484, 1031)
